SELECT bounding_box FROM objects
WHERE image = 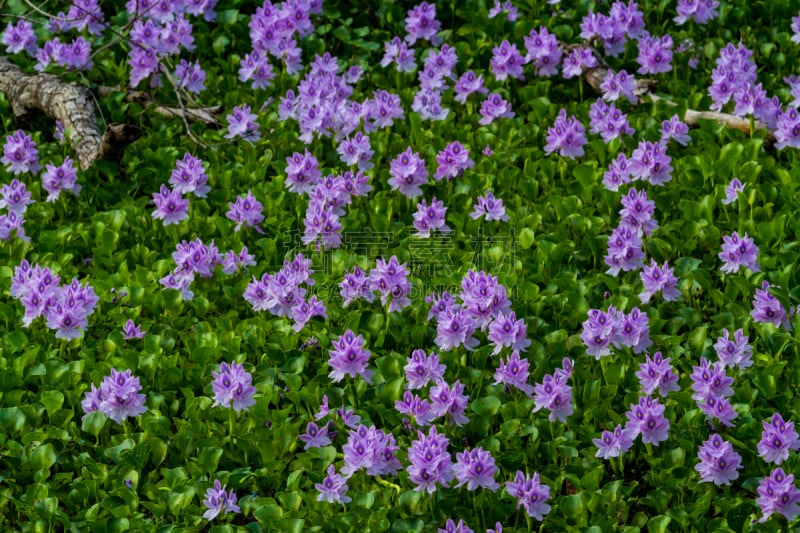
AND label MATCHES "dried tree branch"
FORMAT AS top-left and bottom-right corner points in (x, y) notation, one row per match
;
(580, 53), (776, 144)
(0, 56), (140, 170)
(95, 86), (222, 128)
